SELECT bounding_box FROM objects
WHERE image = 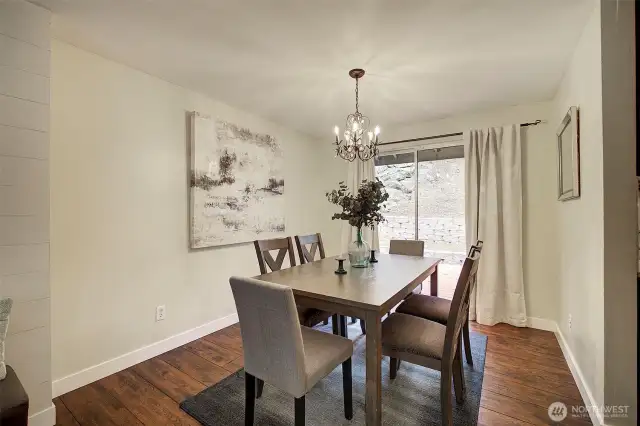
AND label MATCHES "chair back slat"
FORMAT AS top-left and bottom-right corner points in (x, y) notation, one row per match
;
(389, 239), (425, 257)
(254, 237), (296, 274)
(229, 276), (307, 397)
(442, 250), (481, 362)
(295, 233), (326, 264)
